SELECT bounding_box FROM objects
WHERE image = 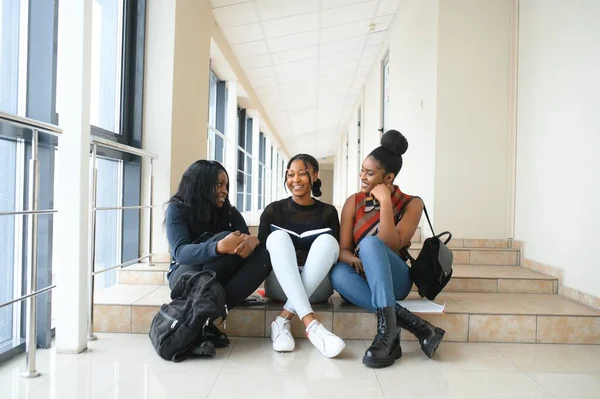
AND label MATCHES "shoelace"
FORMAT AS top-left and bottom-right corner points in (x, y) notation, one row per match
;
(311, 324), (332, 341)
(277, 319), (292, 336)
